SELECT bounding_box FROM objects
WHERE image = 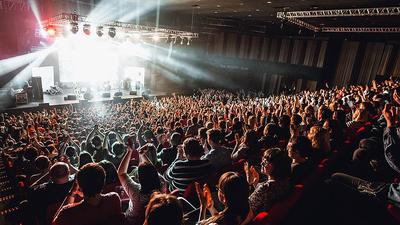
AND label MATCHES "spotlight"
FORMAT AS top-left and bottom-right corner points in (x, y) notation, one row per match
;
(152, 34), (160, 42)
(187, 38), (191, 45)
(180, 37), (184, 45)
(96, 26), (104, 37)
(108, 27), (116, 38)
(45, 25), (56, 36)
(83, 24), (91, 35)
(70, 22), (79, 34)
